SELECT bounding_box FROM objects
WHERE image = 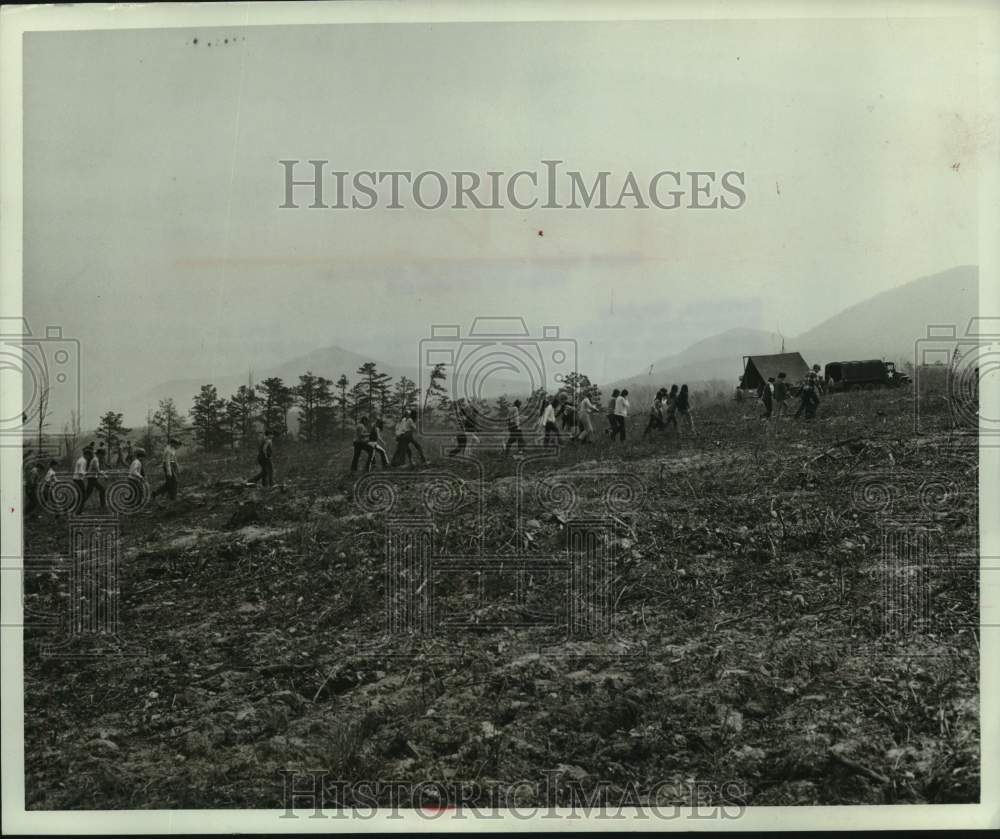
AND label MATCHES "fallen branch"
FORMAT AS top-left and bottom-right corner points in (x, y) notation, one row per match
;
(803, 436), (865, 468)
(828, 748), (890, 785)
